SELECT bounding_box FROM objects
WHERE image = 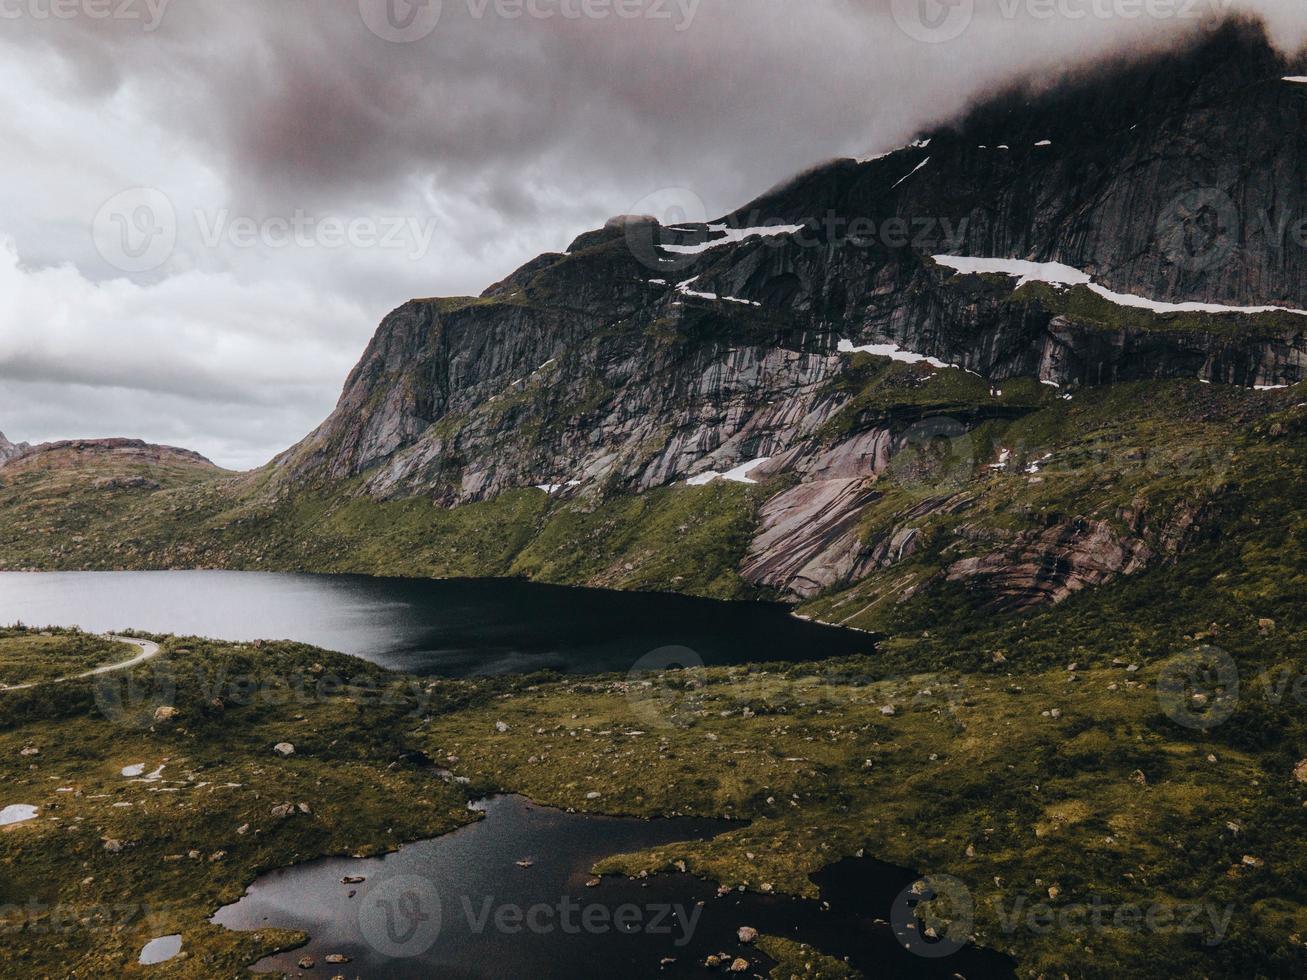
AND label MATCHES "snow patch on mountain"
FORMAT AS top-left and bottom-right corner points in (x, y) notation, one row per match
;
(660, 223), (804, 255)
(686, 457), (771, 486)
(933, 255), (1307, 317)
